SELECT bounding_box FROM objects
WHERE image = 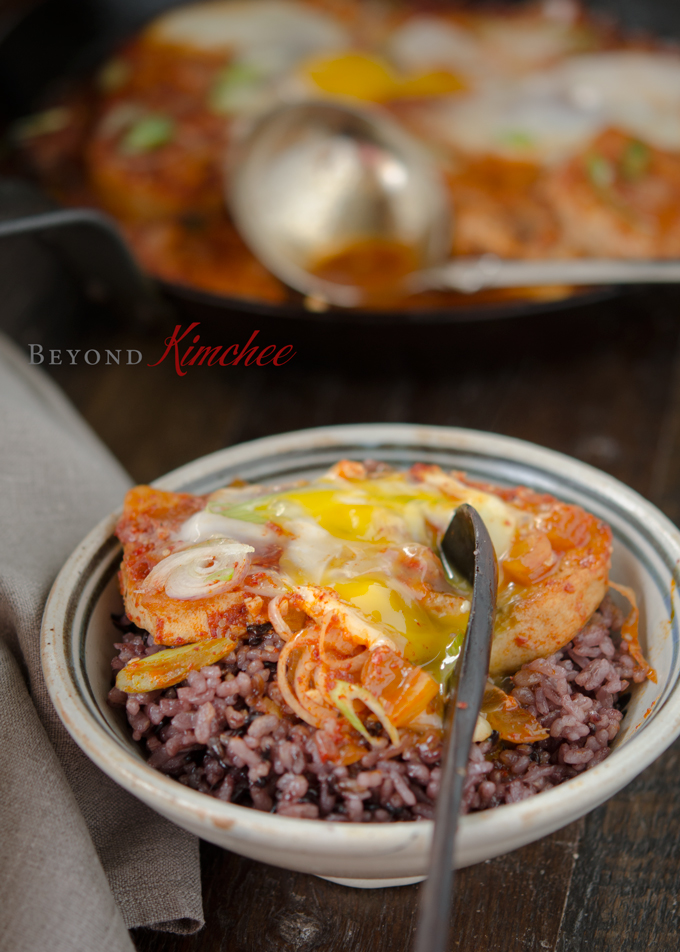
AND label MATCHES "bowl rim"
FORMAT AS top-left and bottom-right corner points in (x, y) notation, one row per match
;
(41, 423), (680, 860)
